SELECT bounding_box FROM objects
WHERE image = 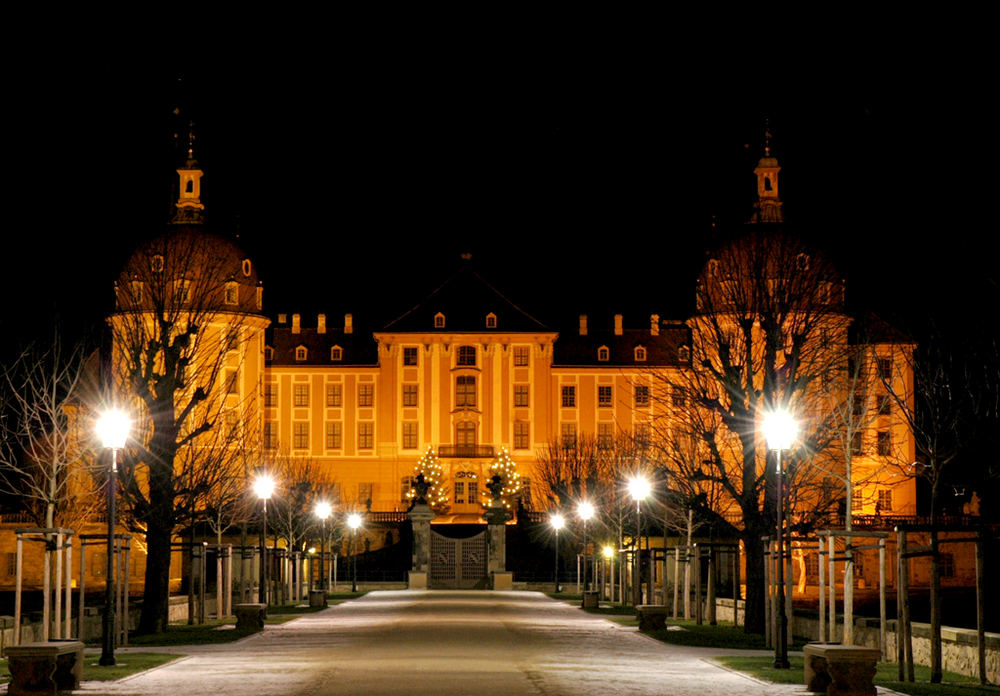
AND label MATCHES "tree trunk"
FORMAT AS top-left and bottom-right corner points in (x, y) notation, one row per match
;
(138, 519), (172, 634)
(743, 525), (765, 634)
